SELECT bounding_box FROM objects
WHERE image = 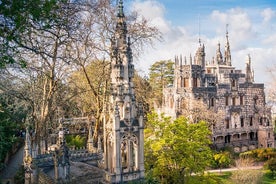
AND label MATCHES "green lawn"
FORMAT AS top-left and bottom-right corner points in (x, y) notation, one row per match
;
(186, 170), (276, 184)
(261, 171), (276, 184)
